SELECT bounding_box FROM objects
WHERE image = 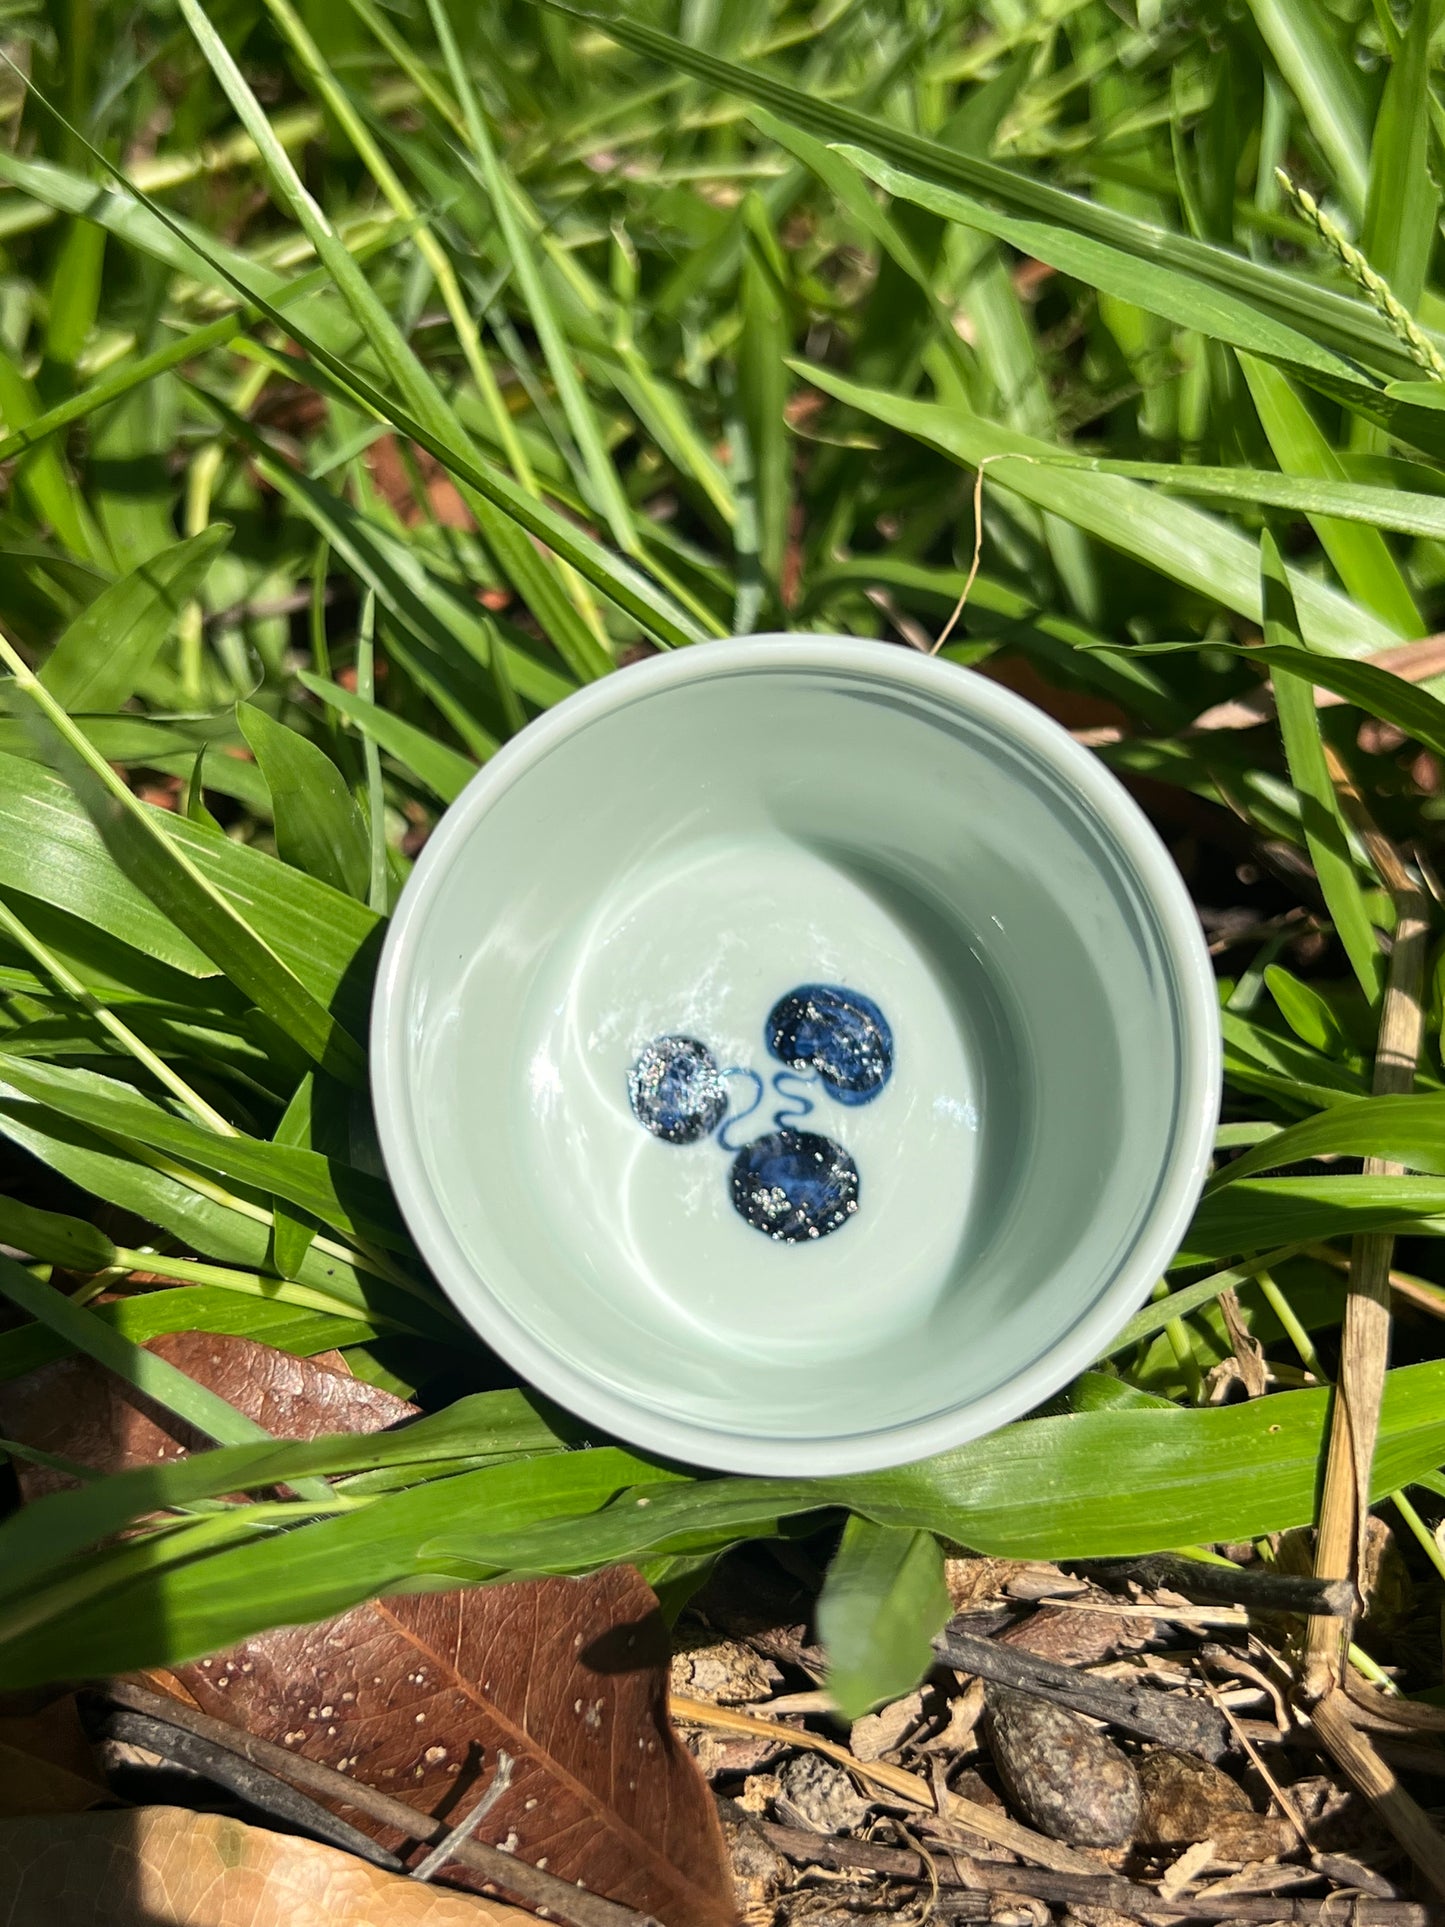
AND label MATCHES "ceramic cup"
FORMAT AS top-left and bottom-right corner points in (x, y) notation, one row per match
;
(372, 634), (1220, 1474)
